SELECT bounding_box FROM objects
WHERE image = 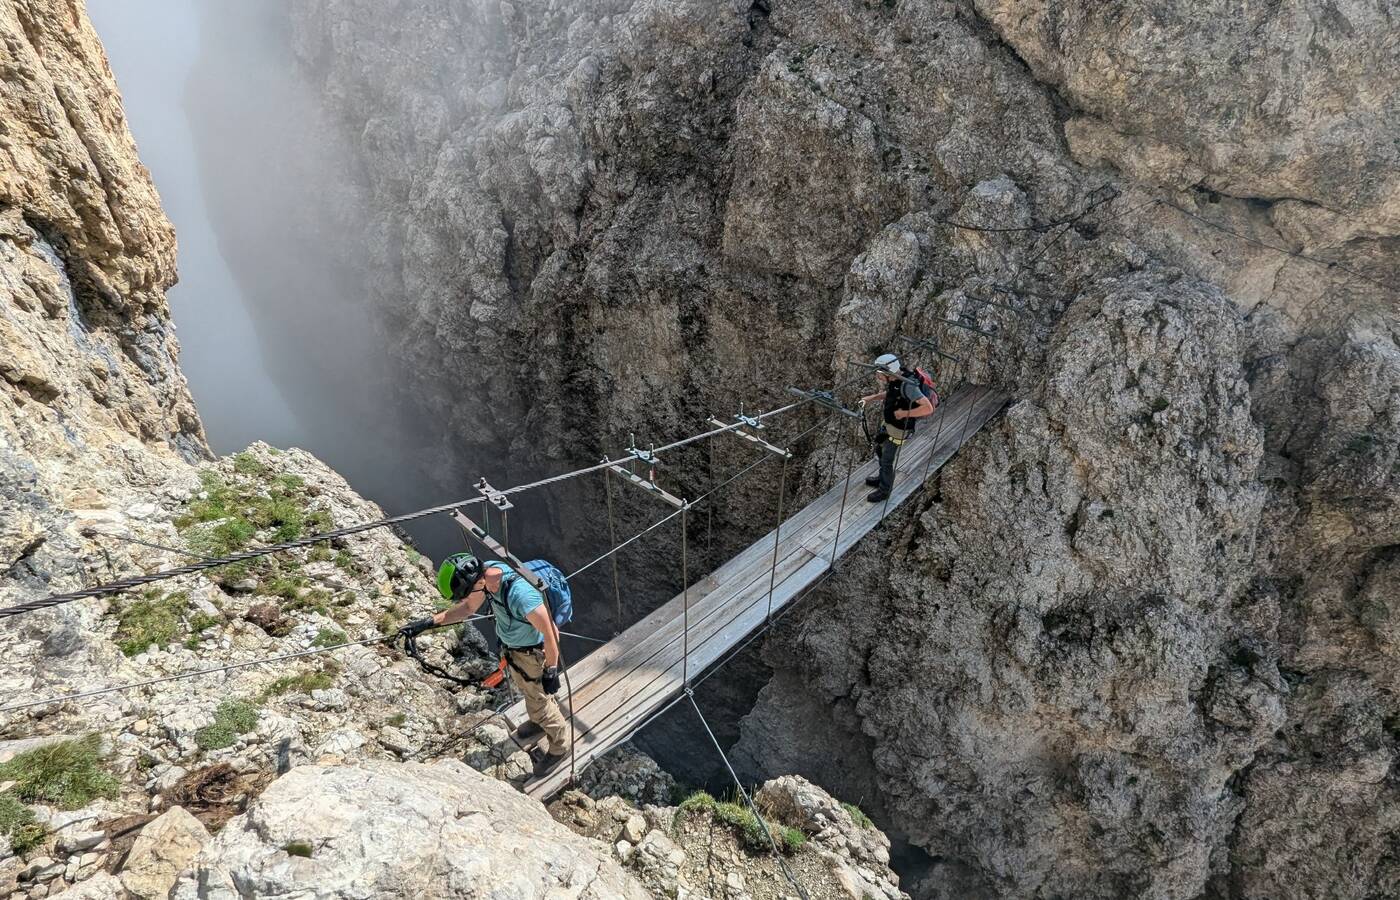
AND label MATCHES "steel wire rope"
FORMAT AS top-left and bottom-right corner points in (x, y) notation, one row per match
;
(503, 416), (841, 744)
(763, 454), (788, 624)
(555, 389), (980, 757)
(686, 691), (813, 900)
(0, 397), (822, 622)
(5, 618), (476, 715)
(603, 468), (623, 634)
(485, 412), (841, 786)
